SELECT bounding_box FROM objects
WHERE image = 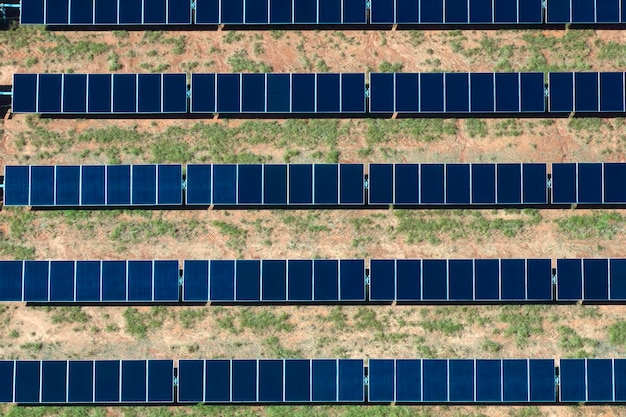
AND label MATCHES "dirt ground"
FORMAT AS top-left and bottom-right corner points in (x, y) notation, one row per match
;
(2, 25), (626, 416)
